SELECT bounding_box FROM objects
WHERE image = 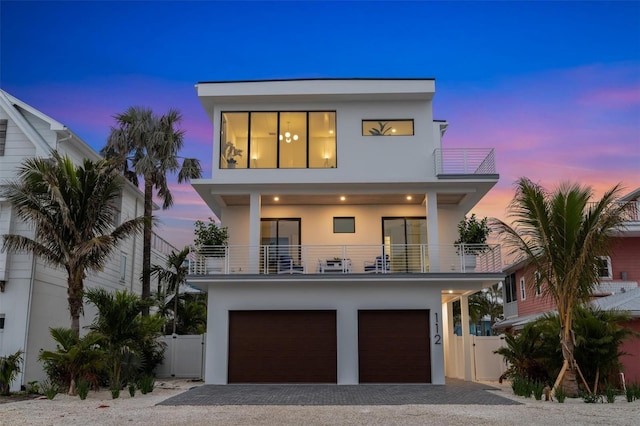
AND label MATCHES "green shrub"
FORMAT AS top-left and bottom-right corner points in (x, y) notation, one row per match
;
(138, 375), (155, 394)
(604, 386), (616, 403)
(110, 385), (120, 399)
(128, 383), (136, 398)
(532, 381), (544, 400)
(625, 386), (634, 403)
(555, 386), (567, 403)
(40, 380), (58, 400)
(0, 349), (24, 395)
(77, 378), (89, 400)
(633, 383), (640, 400)
(27, 381), (40, 395)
